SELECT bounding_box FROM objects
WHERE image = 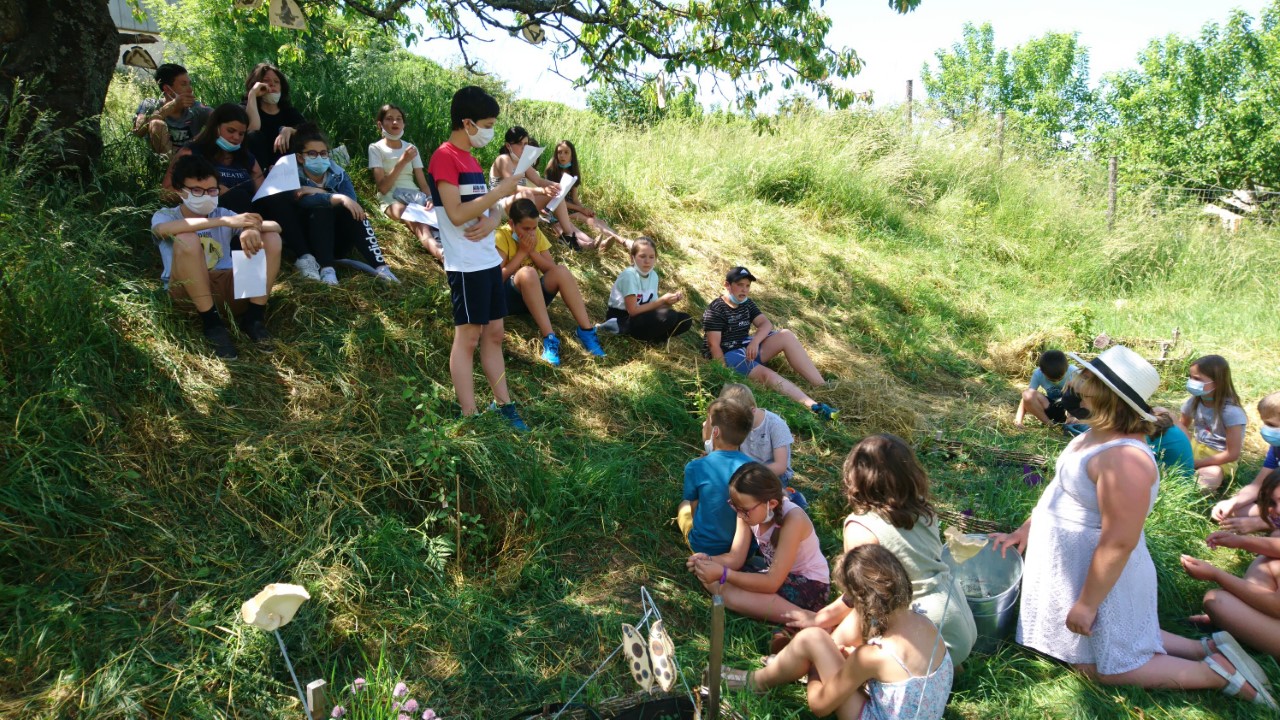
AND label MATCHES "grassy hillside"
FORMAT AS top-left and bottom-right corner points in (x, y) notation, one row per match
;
(2, 69), (1280, 719)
